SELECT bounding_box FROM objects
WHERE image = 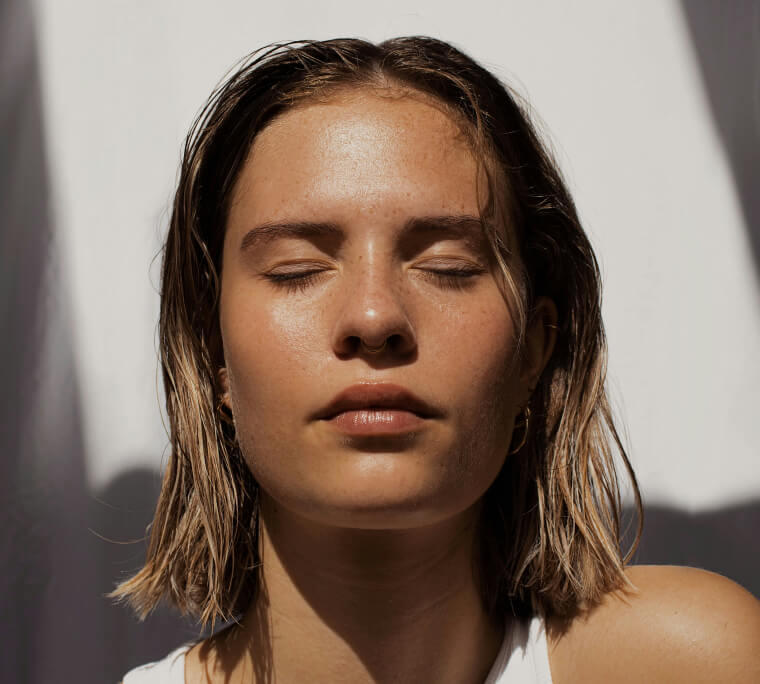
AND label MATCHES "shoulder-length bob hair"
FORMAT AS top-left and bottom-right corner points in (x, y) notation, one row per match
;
(112, 36), (642, 627)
